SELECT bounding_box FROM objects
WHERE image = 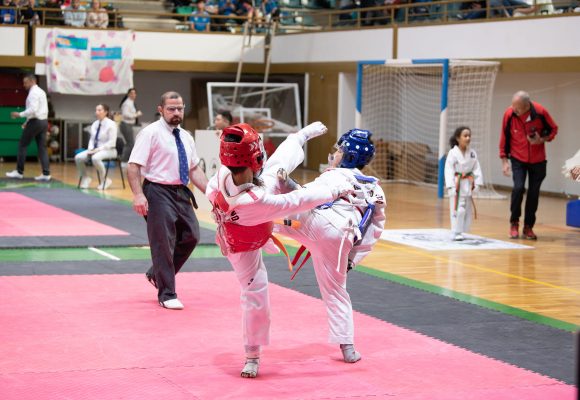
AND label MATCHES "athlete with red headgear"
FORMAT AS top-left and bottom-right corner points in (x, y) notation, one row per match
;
(206, 121), (355, 378)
